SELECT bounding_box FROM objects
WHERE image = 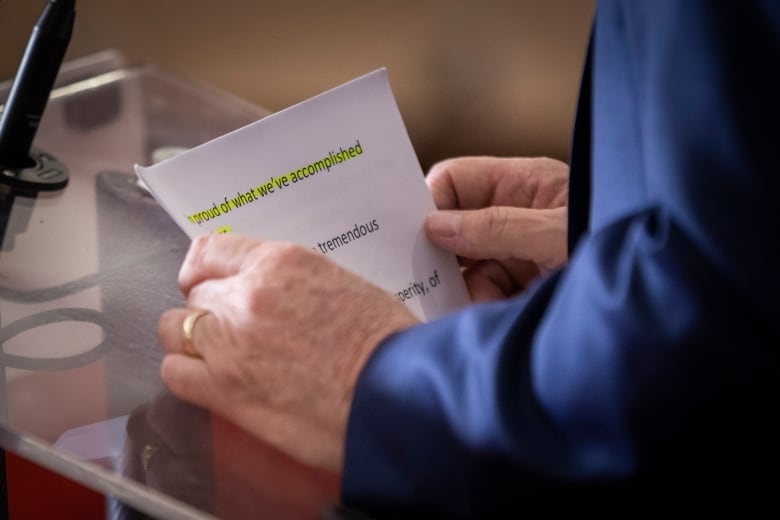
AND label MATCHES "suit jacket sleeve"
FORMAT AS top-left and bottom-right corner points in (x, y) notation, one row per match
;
(342, 1), (780, 516)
